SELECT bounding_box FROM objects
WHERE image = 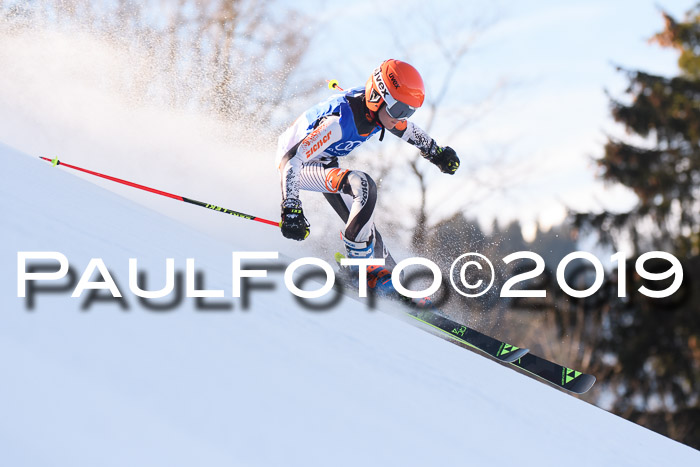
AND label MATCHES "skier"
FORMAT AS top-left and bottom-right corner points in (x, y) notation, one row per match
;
(275, 59), (460, 272)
